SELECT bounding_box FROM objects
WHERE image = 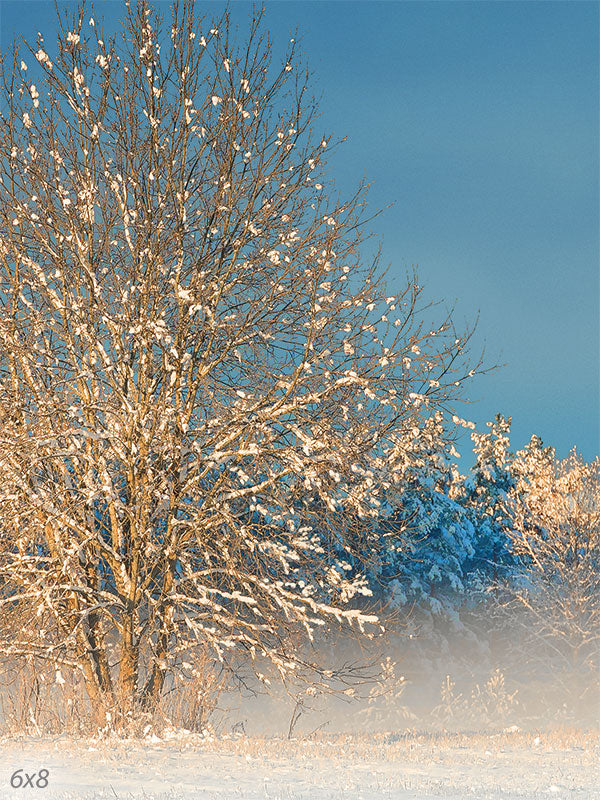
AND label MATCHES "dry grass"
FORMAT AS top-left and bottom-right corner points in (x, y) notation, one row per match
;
(184, 726), (600, 763)
(0, 652), (228, 737)
(0, 646), (597, 739)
